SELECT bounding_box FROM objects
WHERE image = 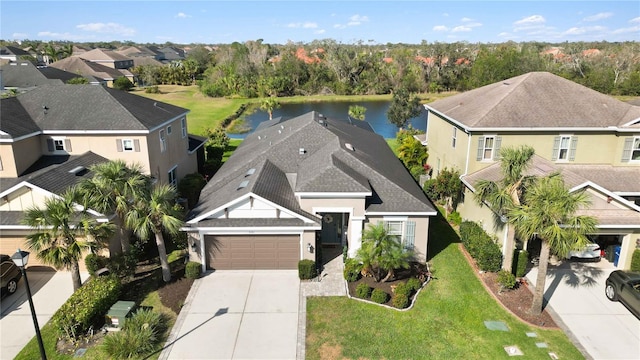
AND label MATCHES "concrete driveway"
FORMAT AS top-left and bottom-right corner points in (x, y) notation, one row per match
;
(527, 259), (640, 360)
(1, 270), (86, 360)
(160, 270), (300, 360)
